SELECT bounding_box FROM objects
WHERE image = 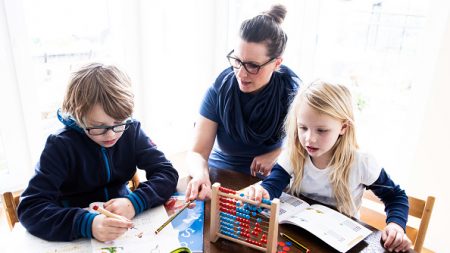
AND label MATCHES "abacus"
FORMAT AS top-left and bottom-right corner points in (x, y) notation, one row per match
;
(209, 182), (279, 253)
